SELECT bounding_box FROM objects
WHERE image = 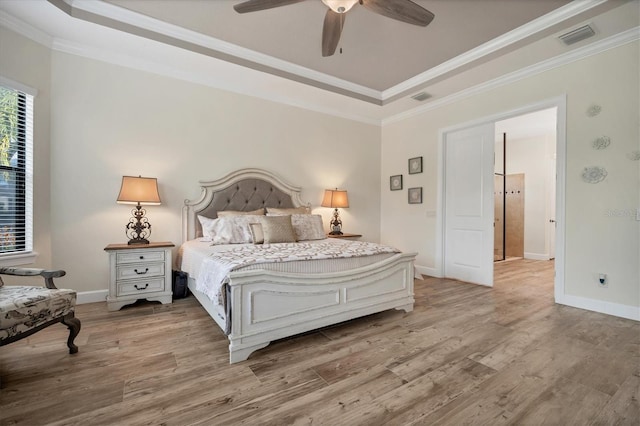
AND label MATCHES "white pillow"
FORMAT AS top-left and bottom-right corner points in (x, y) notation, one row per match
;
(197, 214), (263, 244)
(291, 214), (326, 241)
